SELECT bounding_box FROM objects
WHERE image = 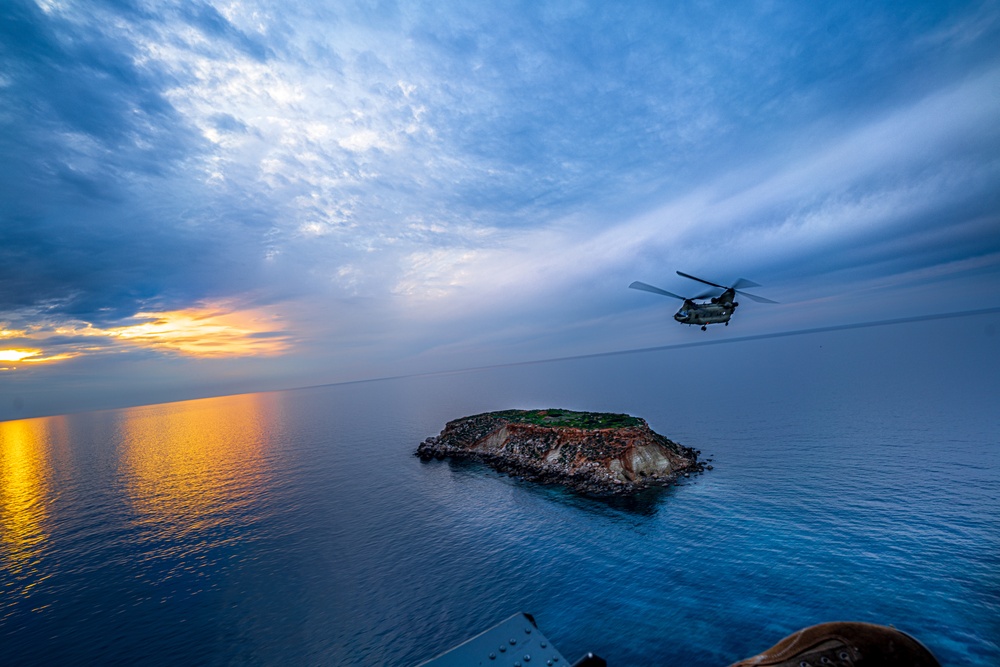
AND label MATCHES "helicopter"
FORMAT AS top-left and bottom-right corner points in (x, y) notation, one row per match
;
(629, 271), (777, 330)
